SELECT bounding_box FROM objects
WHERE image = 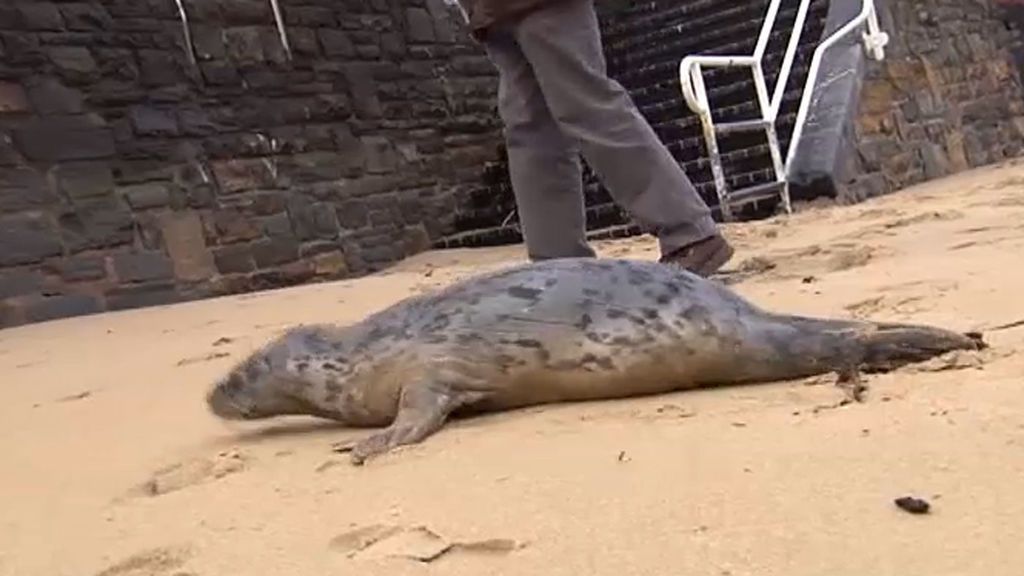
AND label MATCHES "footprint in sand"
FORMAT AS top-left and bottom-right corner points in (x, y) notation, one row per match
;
(133, 450), (248, 497)
(330, 524), (523, 563)
(844, 294), (929, 319)
(93, 546), (193, 576)
(877, 210), (965, 231)
(724, 243), (883, 284)
(176, 351), (232, 367)
(578, 403), (697, 423)
(993, 194), (1024, 207)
